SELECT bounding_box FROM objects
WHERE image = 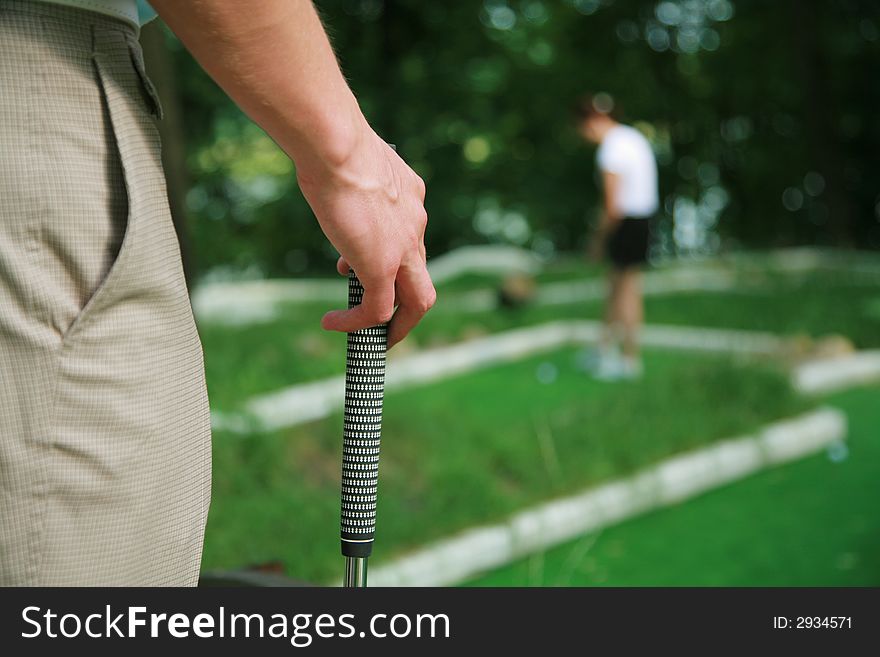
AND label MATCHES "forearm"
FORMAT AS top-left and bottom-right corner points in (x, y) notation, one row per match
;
(599, 171), (622, 233)
(150, 0), (365, 179)
(602, 205), (623, 225)
(151, 1), (435, 342)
